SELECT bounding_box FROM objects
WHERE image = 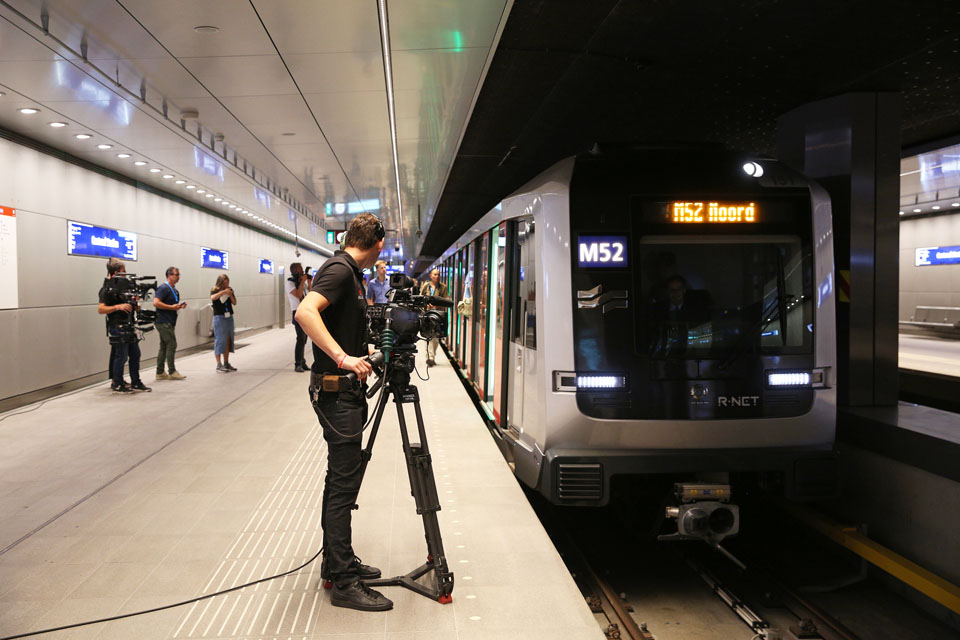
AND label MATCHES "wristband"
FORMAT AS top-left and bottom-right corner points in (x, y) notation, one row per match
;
(337, 353), (347, 369)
